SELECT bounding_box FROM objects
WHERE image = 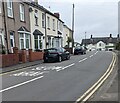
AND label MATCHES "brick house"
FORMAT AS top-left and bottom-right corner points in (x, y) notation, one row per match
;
(1, 0), (31, 53)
